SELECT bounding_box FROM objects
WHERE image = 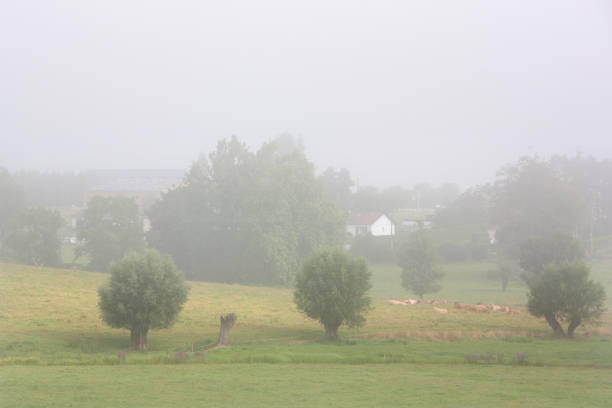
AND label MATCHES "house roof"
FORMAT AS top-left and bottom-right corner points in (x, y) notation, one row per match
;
(347, 212), (387, 226)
